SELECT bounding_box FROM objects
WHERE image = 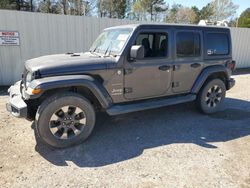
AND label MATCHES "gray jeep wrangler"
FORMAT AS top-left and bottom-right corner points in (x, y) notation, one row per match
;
(6, 24), (235, 148)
